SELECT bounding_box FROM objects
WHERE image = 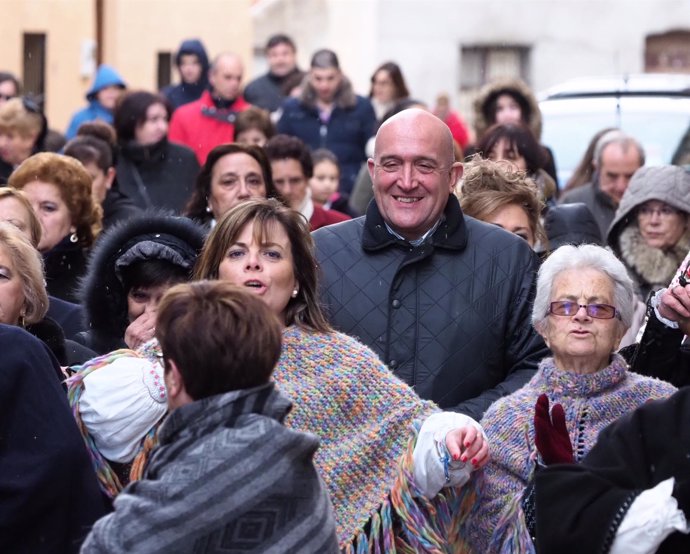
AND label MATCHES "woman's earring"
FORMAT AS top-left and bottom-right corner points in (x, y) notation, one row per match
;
(291, 288), (299, 298)
(19, 312), (26, 328)
(69, 232), (78, 243)
(206, 205), (212, 213)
